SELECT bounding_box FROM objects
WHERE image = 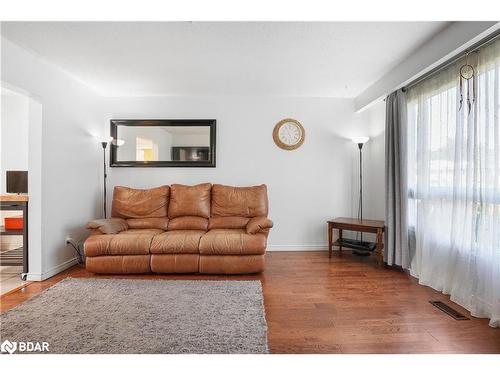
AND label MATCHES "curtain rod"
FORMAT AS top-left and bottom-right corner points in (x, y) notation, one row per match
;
(401, 27), (500, 92)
